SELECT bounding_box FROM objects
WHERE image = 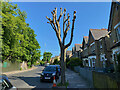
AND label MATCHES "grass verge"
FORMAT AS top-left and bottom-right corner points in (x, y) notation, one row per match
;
(57, 81), (69, 88)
